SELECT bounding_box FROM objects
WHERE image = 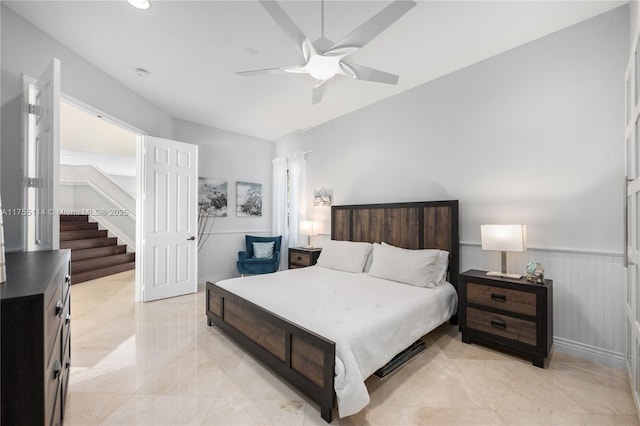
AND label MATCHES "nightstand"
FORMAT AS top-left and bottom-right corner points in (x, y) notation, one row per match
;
(288, 247), (322, 269)
(459, 269), (553, 368)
